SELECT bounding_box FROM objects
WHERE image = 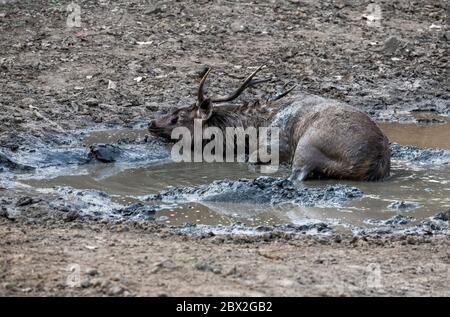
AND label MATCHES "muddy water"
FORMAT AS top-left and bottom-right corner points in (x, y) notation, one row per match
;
(379, 115), (450, 149)
(23, 117), (450, 227)
(82, 128), (149, 145)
